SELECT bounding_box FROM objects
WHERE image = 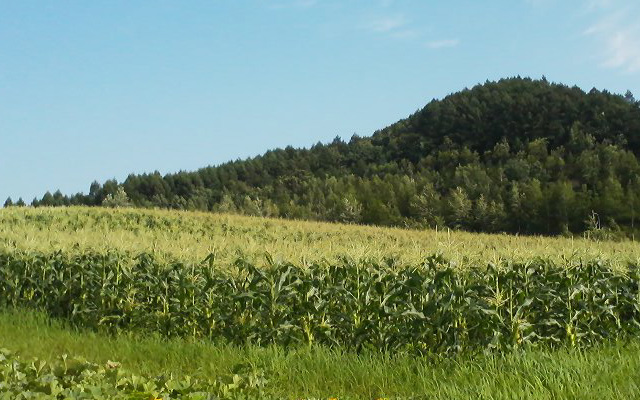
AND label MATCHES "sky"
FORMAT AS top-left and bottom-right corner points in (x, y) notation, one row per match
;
(1, 0), (639, 203)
